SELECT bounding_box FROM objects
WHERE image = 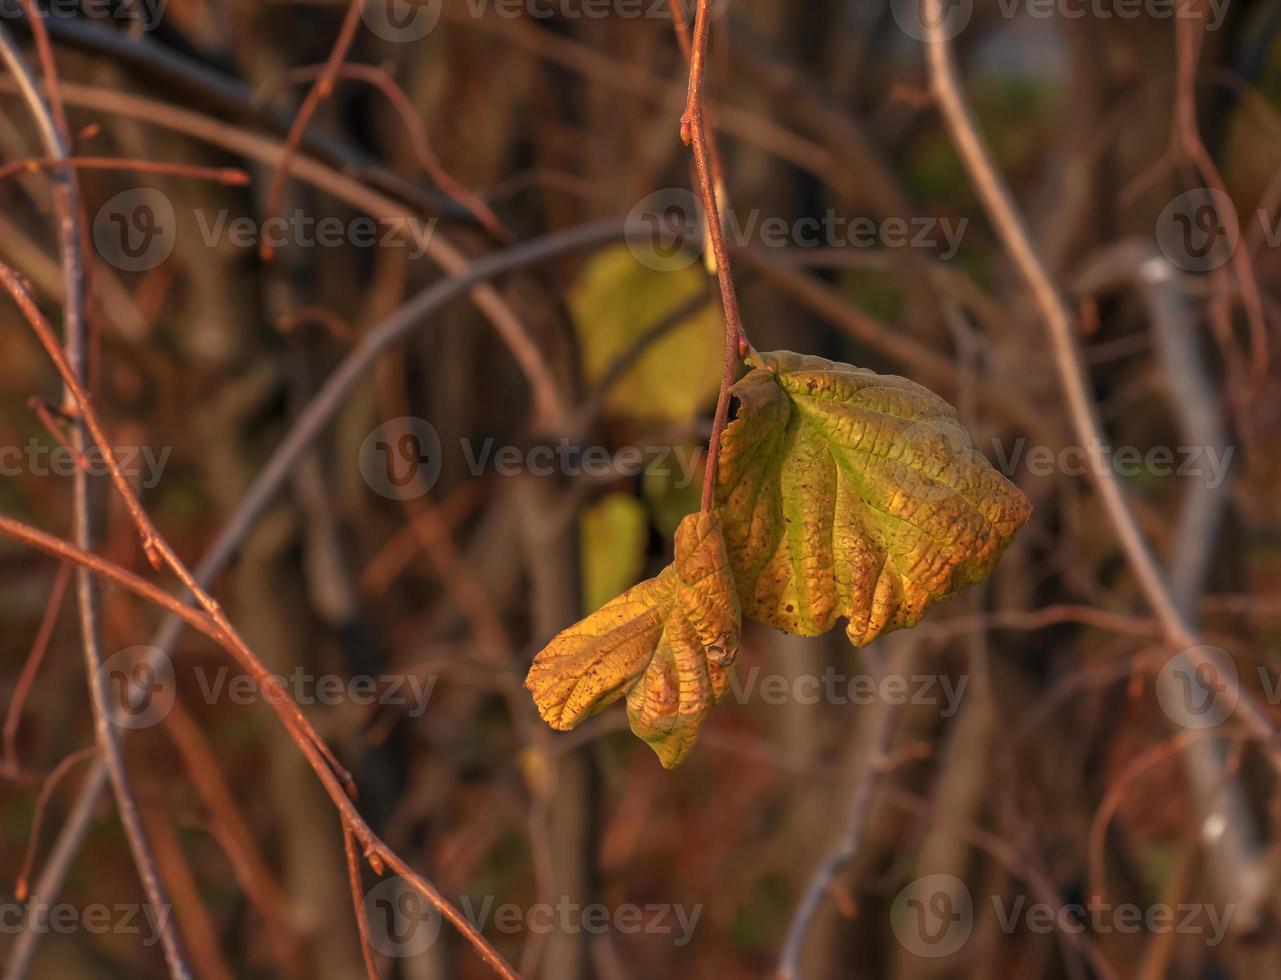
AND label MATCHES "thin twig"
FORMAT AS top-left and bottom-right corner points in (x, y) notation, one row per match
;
(0, 263), (355, 794)
(14, 745), (98, 902)
(3, 560), (71, 770)
(343, 820), (380, 980)
(0, 21), (190, 979)
(0, 75), (568, 429)
(0, 155), (249, 185)
(1174, 9), (1268, 391)
(774, 645), (898, 980)
(0, 514), (520, 980)
(0, 220), (622, 978)
(261, 0), (364, 261)
(921, 0), (1281, 773)
(281, 62), (512, 242)
(881, 783), (1120, 980)
(679, 0), (749, 513)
